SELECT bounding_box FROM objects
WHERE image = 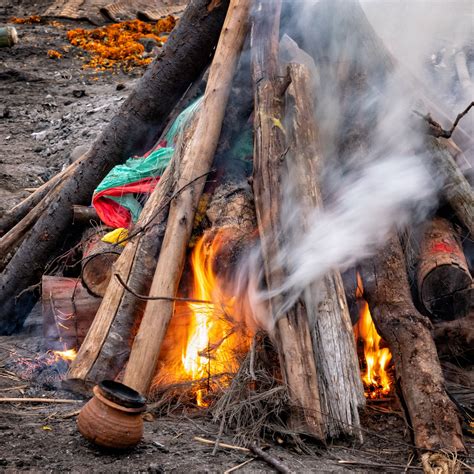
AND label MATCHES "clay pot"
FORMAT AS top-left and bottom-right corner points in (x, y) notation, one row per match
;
(77, 380), (146, 449)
